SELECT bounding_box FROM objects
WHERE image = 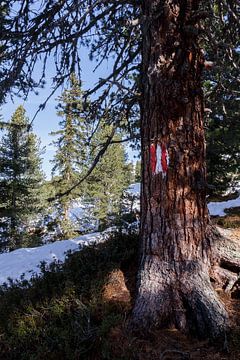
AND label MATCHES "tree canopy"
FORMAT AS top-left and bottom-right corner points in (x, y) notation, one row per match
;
(0, 1), (238, 195)
(1, 1), (238, 106)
